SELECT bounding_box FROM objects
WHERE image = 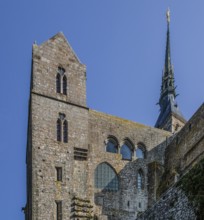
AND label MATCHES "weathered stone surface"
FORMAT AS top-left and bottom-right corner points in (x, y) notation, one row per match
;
(25, 32), (204, 220)
(137, 186), (196, 220)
